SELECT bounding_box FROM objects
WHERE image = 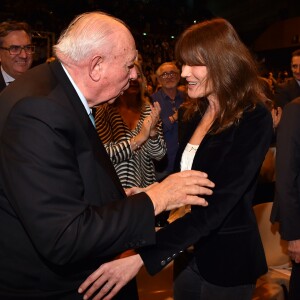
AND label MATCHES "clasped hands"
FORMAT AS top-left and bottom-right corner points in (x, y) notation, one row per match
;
(78, 170), (214, 299)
